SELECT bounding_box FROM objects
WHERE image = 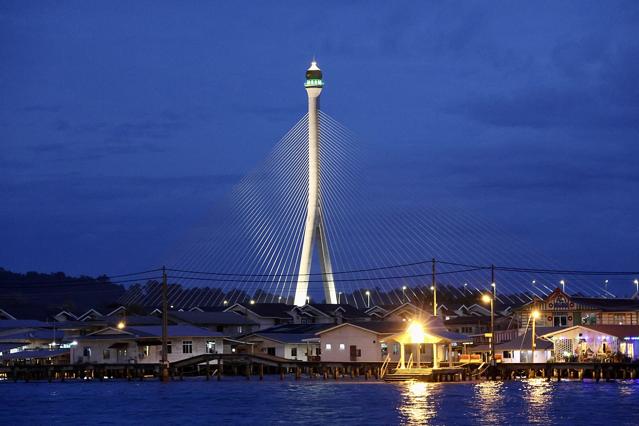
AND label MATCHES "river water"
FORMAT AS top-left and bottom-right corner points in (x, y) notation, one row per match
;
(1, 378), (638, 425)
